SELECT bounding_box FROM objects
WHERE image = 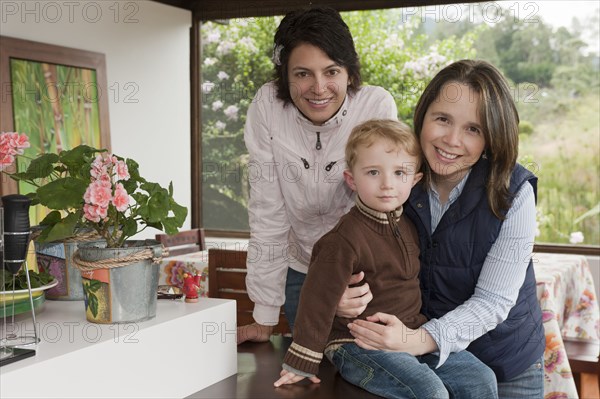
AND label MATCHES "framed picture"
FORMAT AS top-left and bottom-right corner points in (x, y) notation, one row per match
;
(0, 36), (111, 223)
